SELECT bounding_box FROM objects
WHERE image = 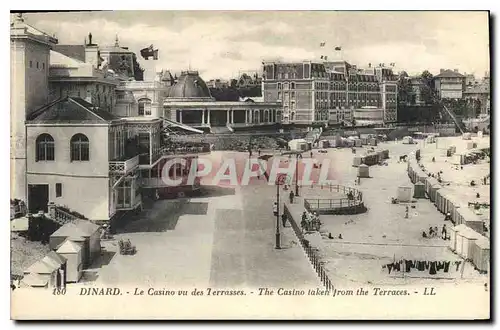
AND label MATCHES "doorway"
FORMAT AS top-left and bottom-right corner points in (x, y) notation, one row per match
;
(28, 184), (49, 213)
